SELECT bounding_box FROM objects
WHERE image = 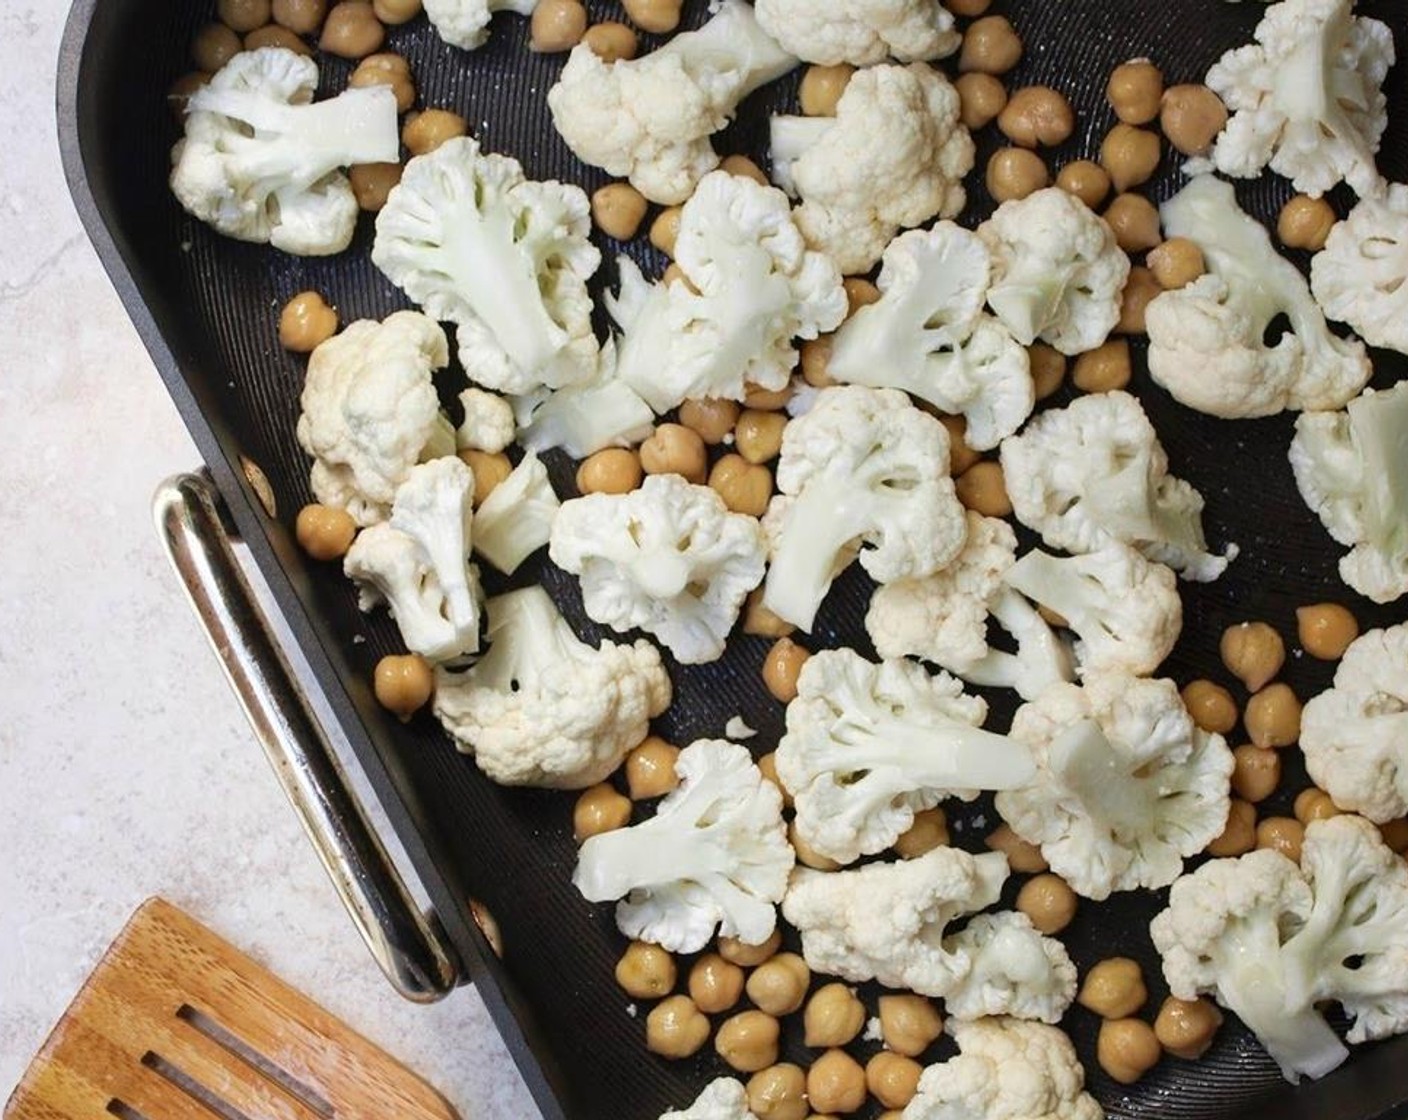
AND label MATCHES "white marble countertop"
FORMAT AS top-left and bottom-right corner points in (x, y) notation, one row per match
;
(0, 5), (539, 1116)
